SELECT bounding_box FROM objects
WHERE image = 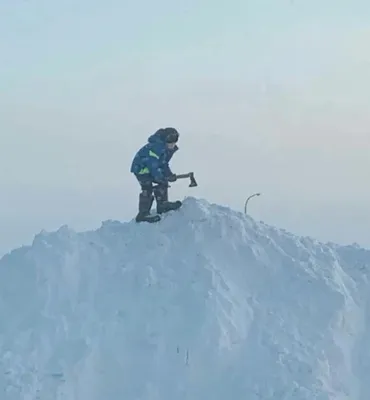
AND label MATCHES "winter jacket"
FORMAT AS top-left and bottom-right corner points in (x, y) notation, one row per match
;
(130, 130), (178, 182)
